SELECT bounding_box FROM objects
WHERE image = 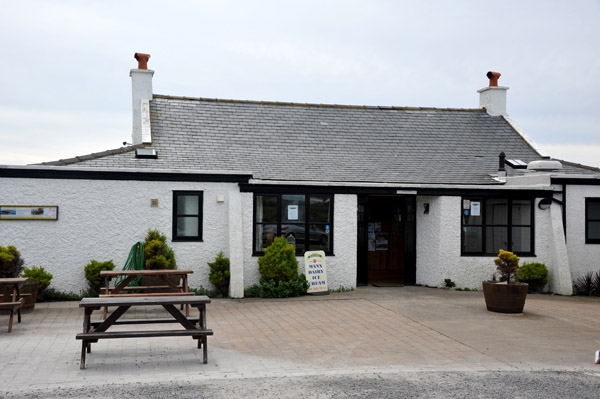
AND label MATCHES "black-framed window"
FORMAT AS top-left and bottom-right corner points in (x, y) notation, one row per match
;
(172, 191), (203, 241)
(586, 198), (600, 244)
(254, 194), (333, 255)
(461, 198), (534, 256)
